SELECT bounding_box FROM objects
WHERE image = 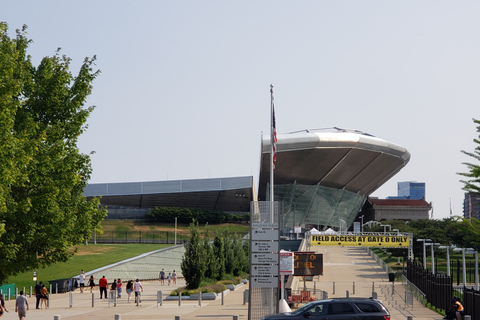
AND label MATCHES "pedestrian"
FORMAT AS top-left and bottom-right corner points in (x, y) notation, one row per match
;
(79, 270), (86, 293)
(167, 273), (171, 286)
(110, 279), (117, 299)
(15, 291), (29, 320)
(117, 279), (123, 298)
(40, 285), (48, 309)
(88, 275), (95, 293)
(34, 282), (42, 309)
(159, 268), (165, 285)
(172, 270), (177, 285)
(134, 279), (143, 303)
(126, 280), (133, 303)
(0, 293), (9, 318)
(99, 275), (108, 299)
